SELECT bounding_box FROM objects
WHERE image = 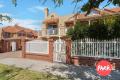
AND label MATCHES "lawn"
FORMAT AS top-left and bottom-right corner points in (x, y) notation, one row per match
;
(0, 64), (68, 80)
